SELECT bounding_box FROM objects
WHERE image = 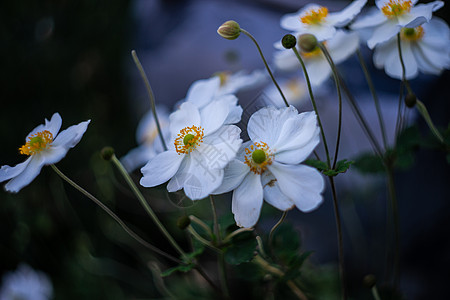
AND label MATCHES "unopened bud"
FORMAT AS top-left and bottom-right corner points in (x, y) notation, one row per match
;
(298, 34), (318, 53)
(217, 20), (241, 40)
(282, 34), (297, 49)
(362, 274), (376, 288)
(177, 216), (191, 230)
(101, 146), (115, 161)
(405, 93), (417, 108)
